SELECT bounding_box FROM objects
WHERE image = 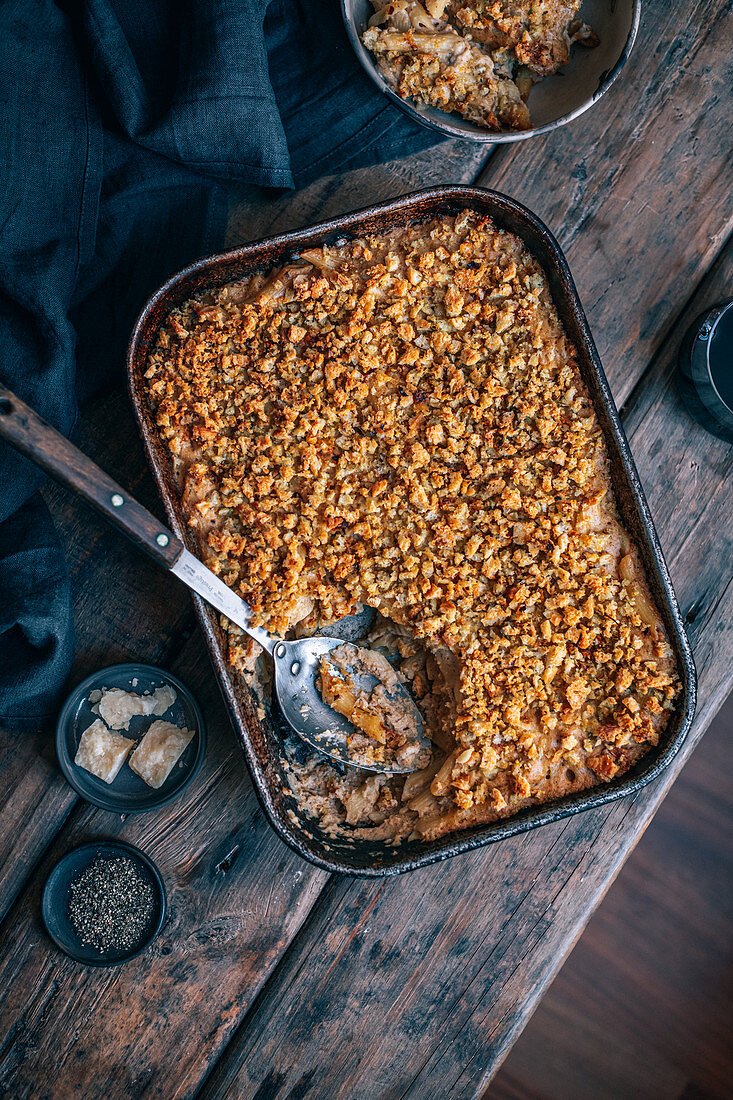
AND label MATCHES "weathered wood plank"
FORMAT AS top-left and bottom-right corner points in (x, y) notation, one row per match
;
(194, 8), (733, 1094)
(195, 242), (733, 1100)
(476, 0), (733, 408)
(0, 629), (327, 1100)
(486, 704), (733, 1100)
(225, 140), (489, 246)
